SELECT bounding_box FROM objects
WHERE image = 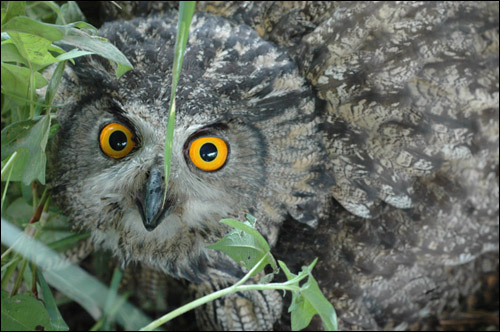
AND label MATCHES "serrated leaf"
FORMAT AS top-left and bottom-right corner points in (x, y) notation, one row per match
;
(1, 289), (56, 331)
(221, 218), (271, 253)
(207, 218), (277, 275)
